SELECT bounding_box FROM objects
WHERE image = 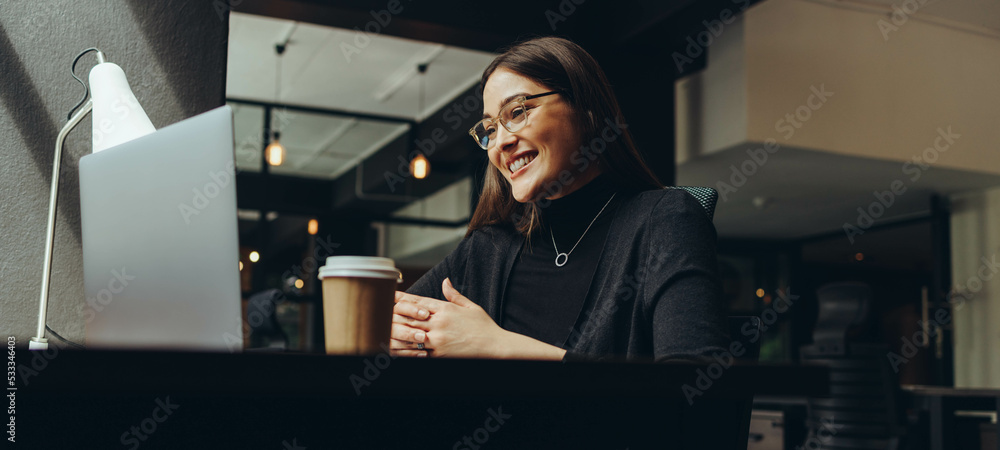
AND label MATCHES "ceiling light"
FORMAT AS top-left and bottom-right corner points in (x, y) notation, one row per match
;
(411, 154), (429, 179)
(266, 132), (285, 166)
